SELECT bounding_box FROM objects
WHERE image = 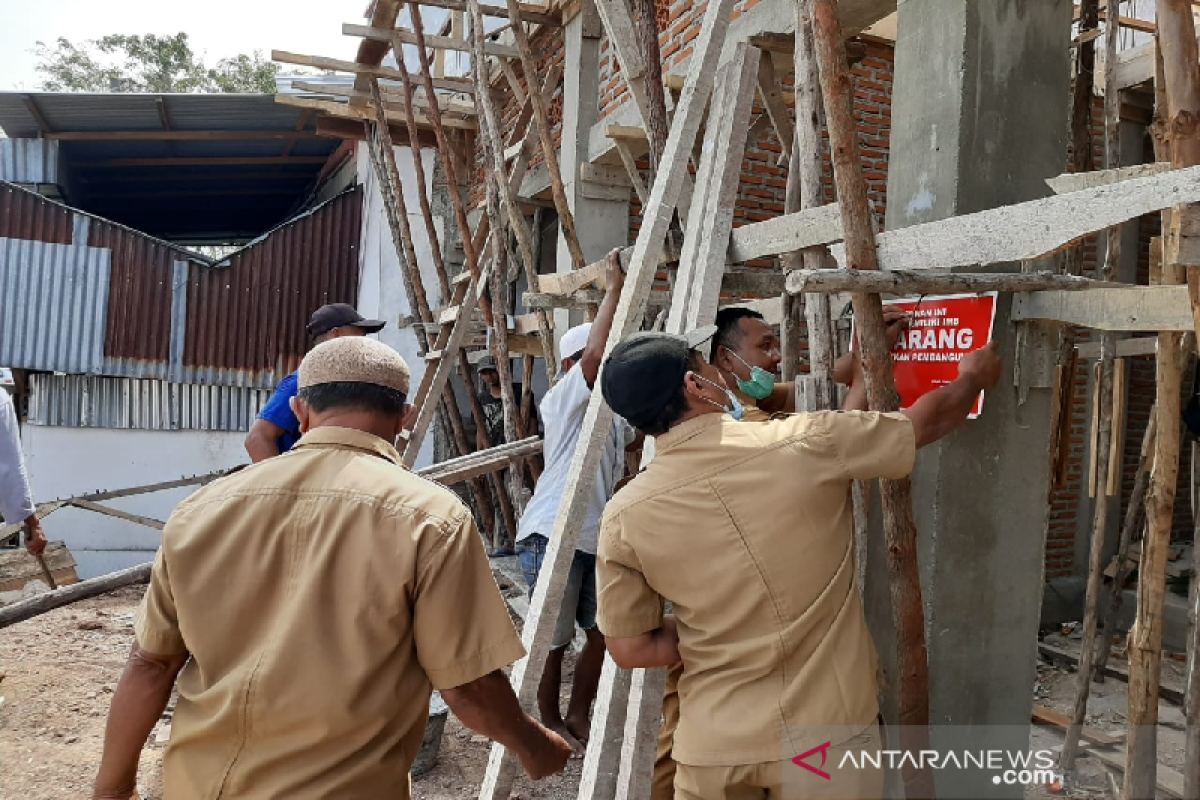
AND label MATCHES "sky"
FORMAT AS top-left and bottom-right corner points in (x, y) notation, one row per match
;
(0, 0), (370, 91)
